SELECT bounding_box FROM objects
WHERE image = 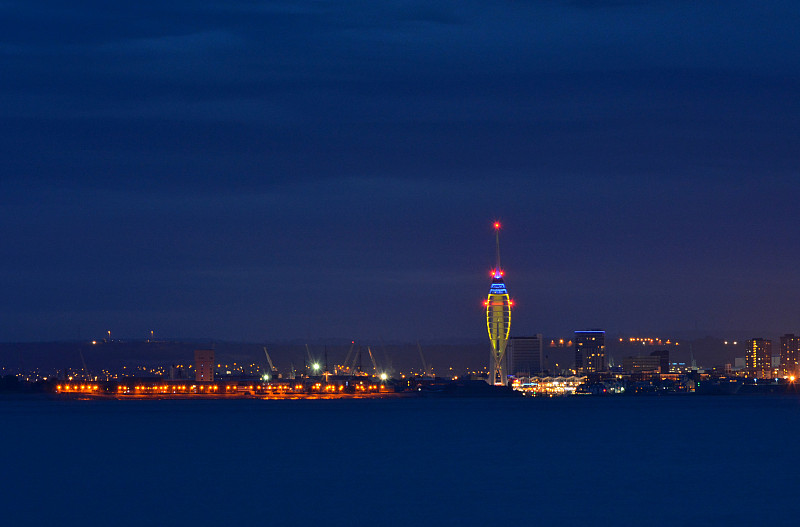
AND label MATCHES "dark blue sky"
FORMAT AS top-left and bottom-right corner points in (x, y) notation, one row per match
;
(1, 1), (799, 342)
